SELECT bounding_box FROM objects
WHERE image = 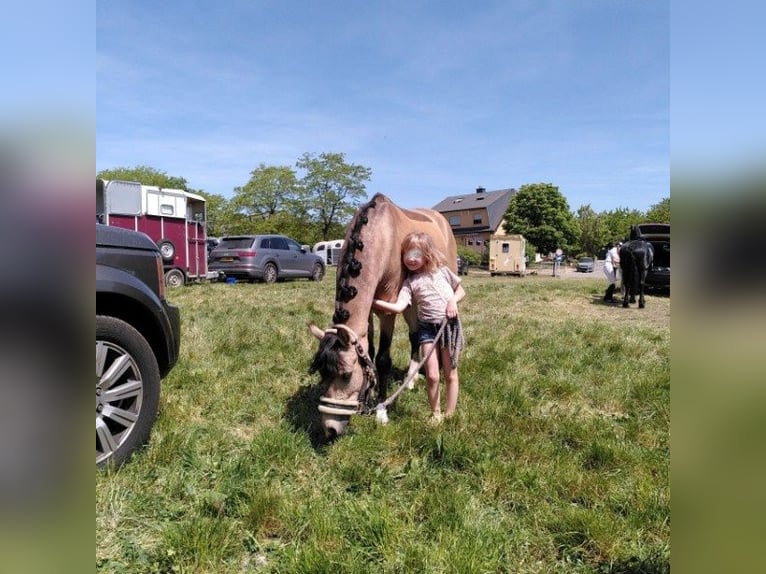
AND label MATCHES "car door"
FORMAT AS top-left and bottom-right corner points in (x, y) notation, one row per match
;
(285, 237), (313, 276)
